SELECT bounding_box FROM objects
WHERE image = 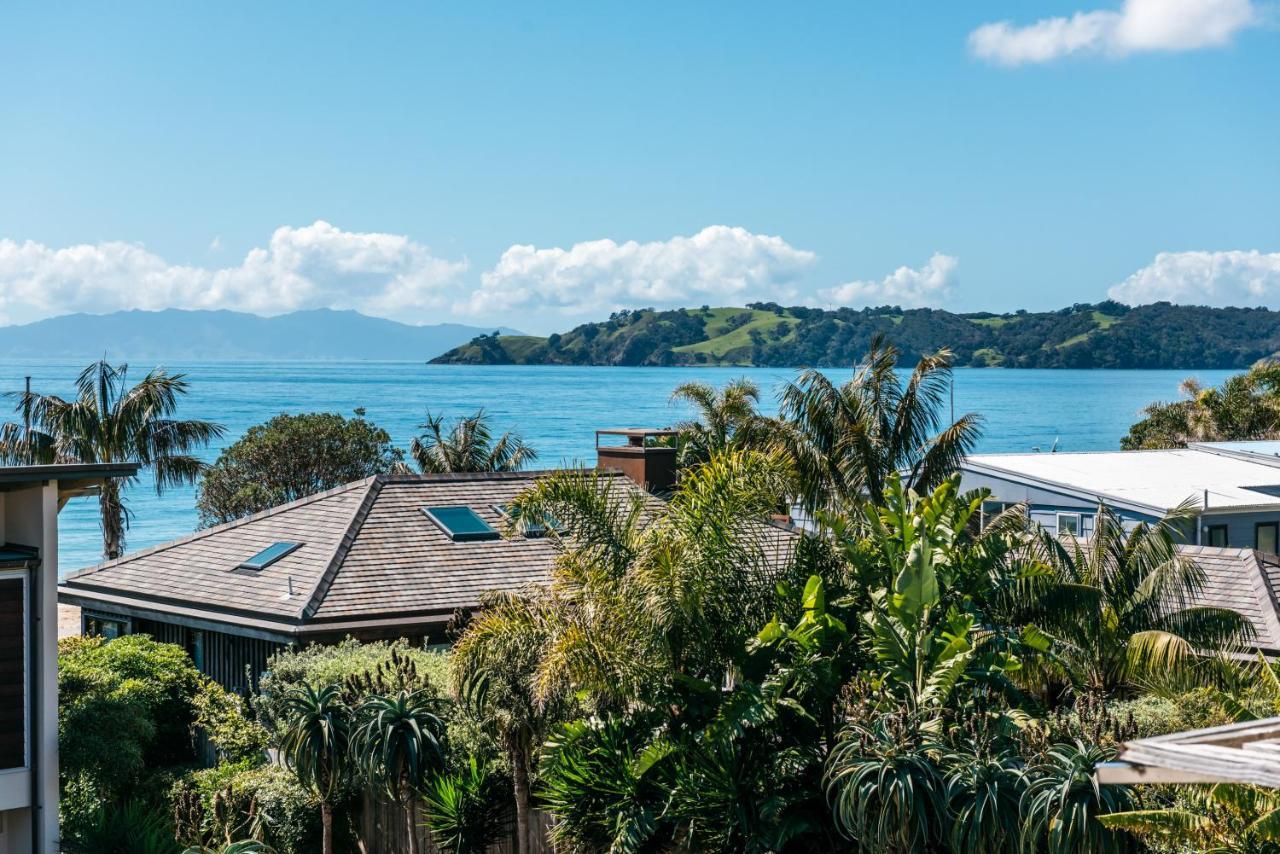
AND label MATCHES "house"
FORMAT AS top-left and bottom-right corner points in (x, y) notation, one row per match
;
(958, 441), (1280, 654)
(60, 433), (799, 693)
(961, 441), (1280, 547)
(0, 462), (138, 854)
